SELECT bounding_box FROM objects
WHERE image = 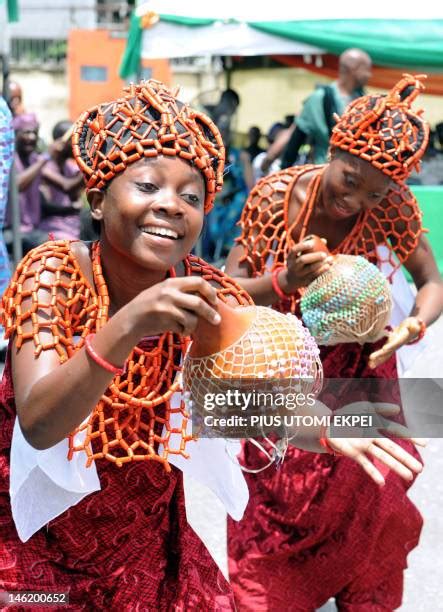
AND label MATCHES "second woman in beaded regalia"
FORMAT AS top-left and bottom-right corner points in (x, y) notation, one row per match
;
(226, 75), (443, 611)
